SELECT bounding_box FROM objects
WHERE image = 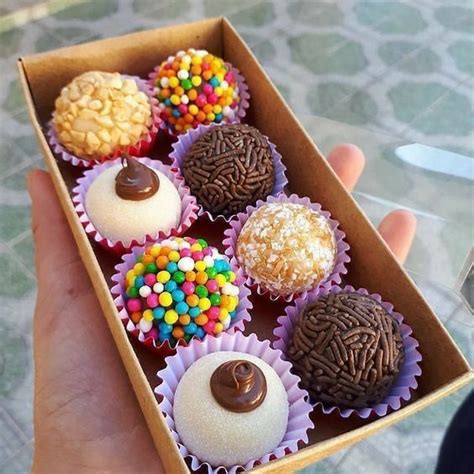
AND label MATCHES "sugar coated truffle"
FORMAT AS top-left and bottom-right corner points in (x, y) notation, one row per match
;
(53, 71), (153, 160)
(123, 237), (240, 346)
(182, 124), (275, 217)
(85, 158), (181, 244)
(152, 49), (242, 134)
(173, 351), (288, 467)
(236, 202), (336, 296)
(288, 292), (405, 408)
